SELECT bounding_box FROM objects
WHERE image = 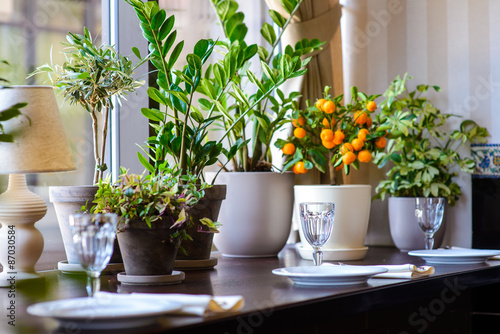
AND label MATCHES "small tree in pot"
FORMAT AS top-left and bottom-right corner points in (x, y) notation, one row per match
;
(29, 29), (146, 266)
(30, 28), (146, 183)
